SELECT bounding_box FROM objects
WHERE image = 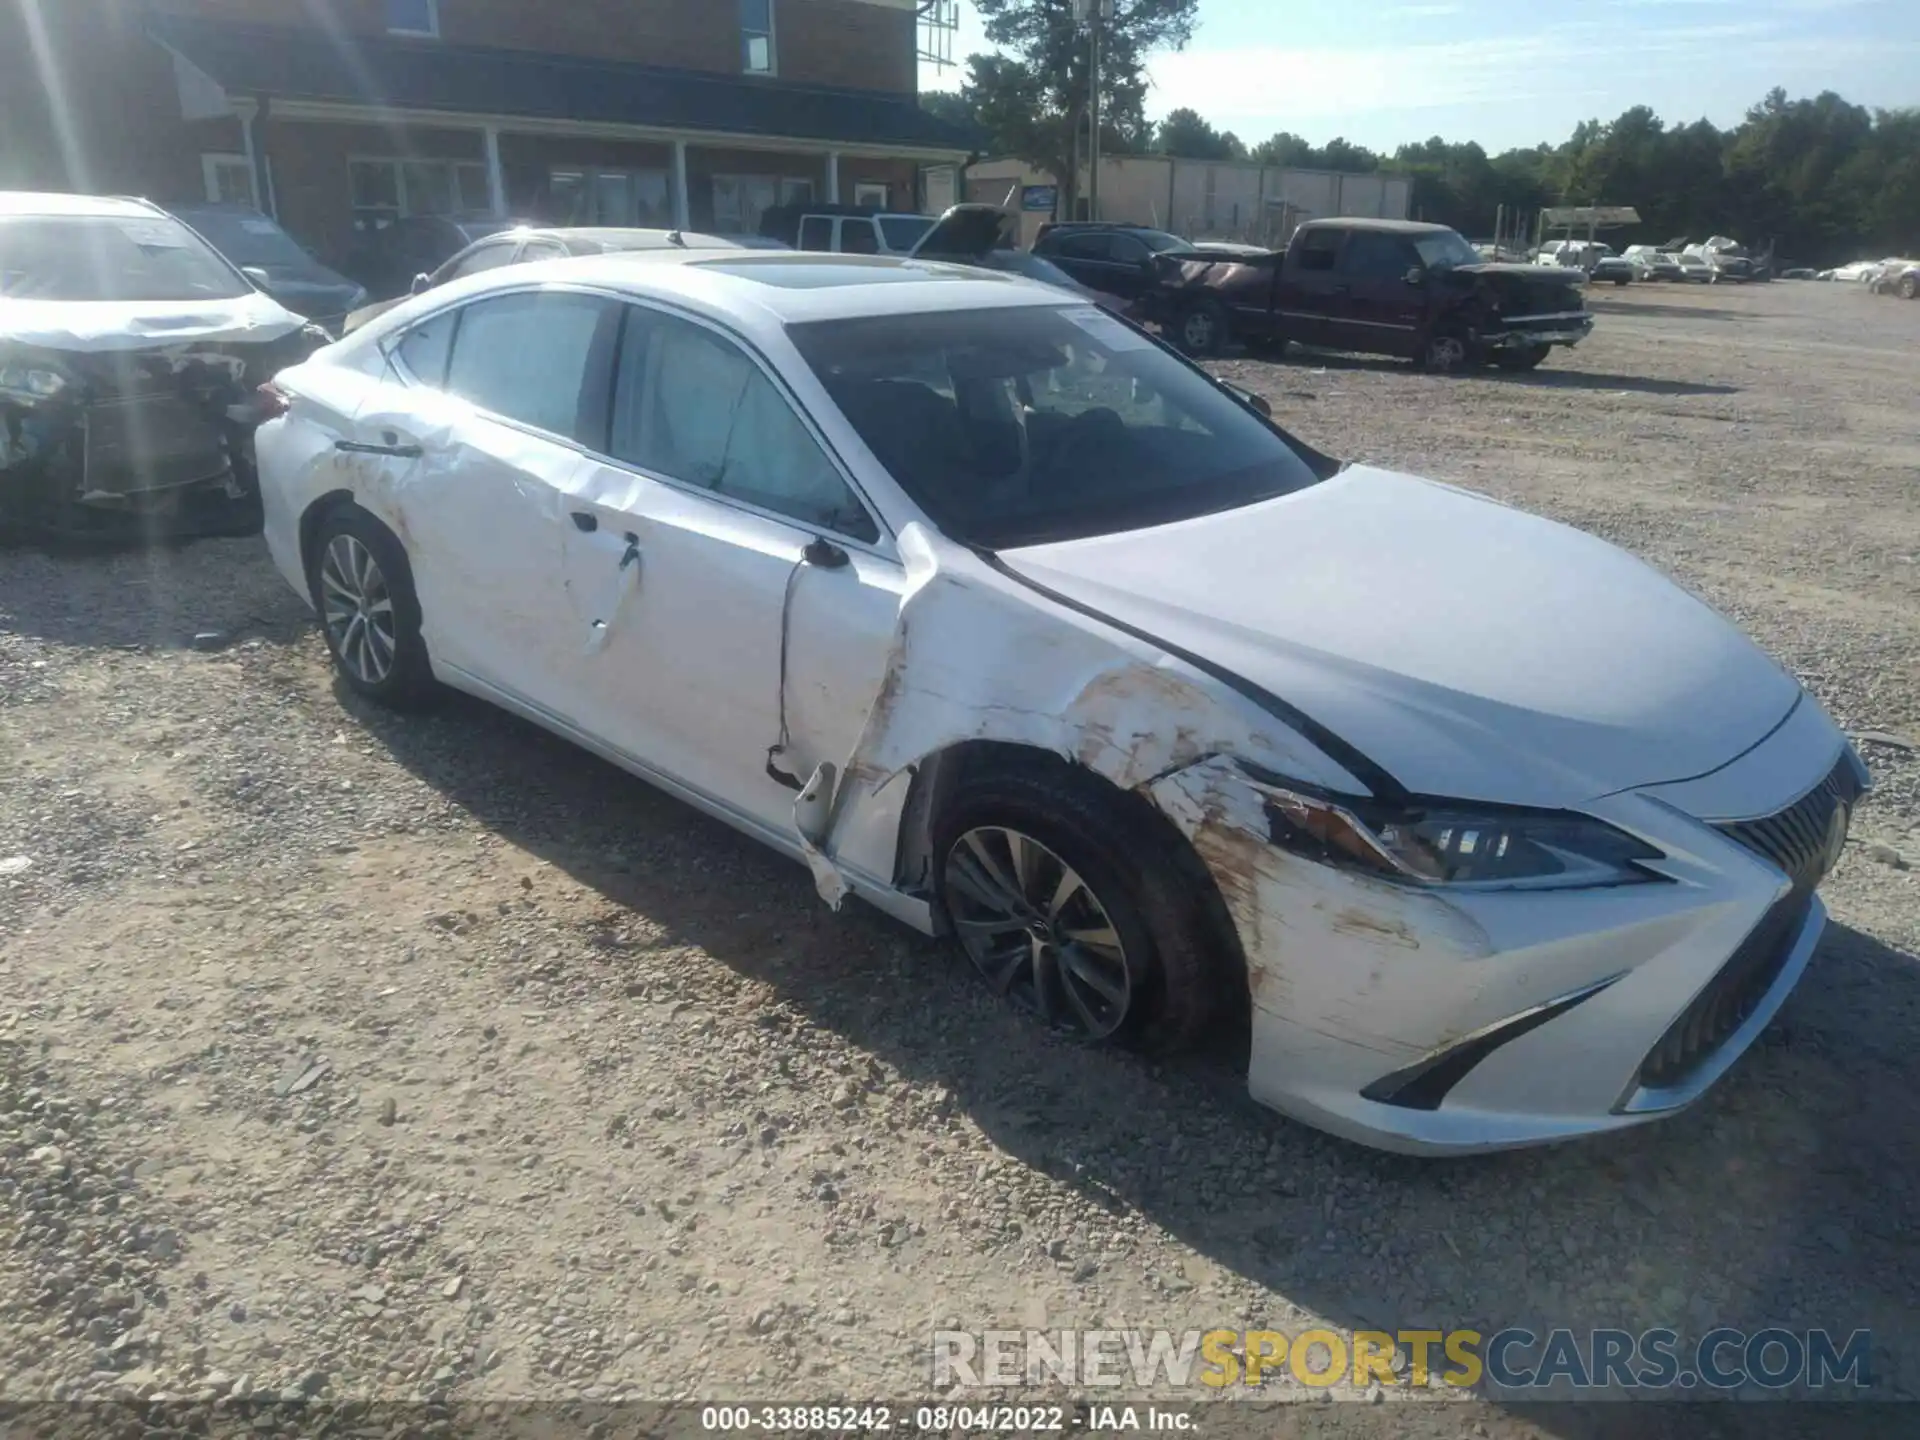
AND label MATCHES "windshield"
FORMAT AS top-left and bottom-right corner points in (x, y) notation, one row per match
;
(1412, 230), (1482, 270)
(174, 209), (313, 269)
(880, 216), (936, 251)
(788, 304), (1326, 548)
(990, 251), (1084, 292)
(0, 214), (250, 302)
